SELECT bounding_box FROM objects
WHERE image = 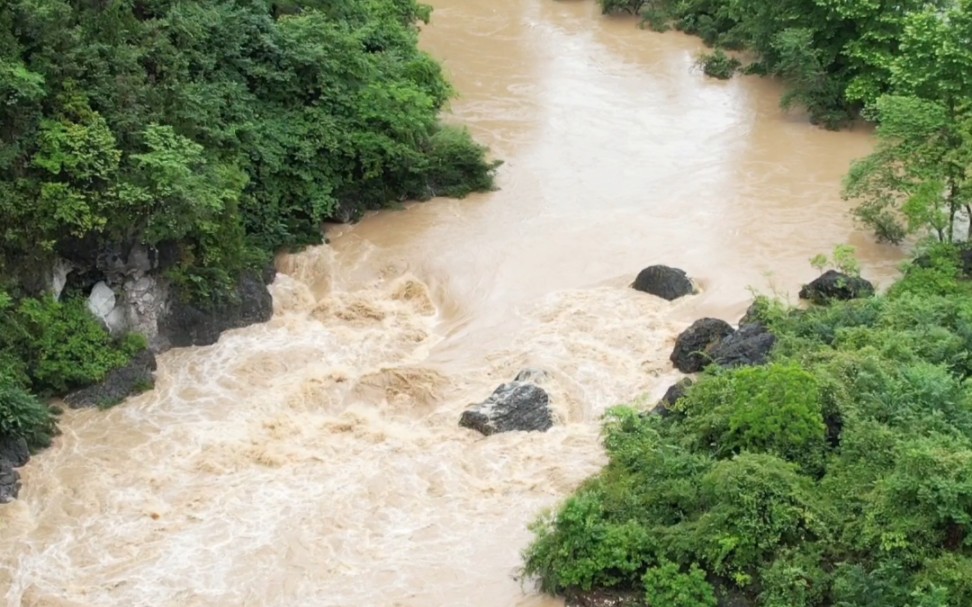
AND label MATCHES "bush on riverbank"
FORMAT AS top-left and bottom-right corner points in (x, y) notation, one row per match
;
(0, 292), (143, 449)
(523, 243), (972, 606)
(0, 296), (147, 396)
(696, 50), (739, 80)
